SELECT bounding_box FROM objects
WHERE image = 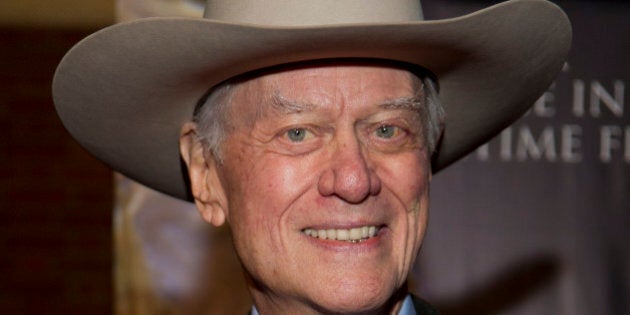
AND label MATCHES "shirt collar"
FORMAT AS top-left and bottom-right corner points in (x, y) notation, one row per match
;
(398, 294), (417, 315)
(251, 294), (416, 315)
